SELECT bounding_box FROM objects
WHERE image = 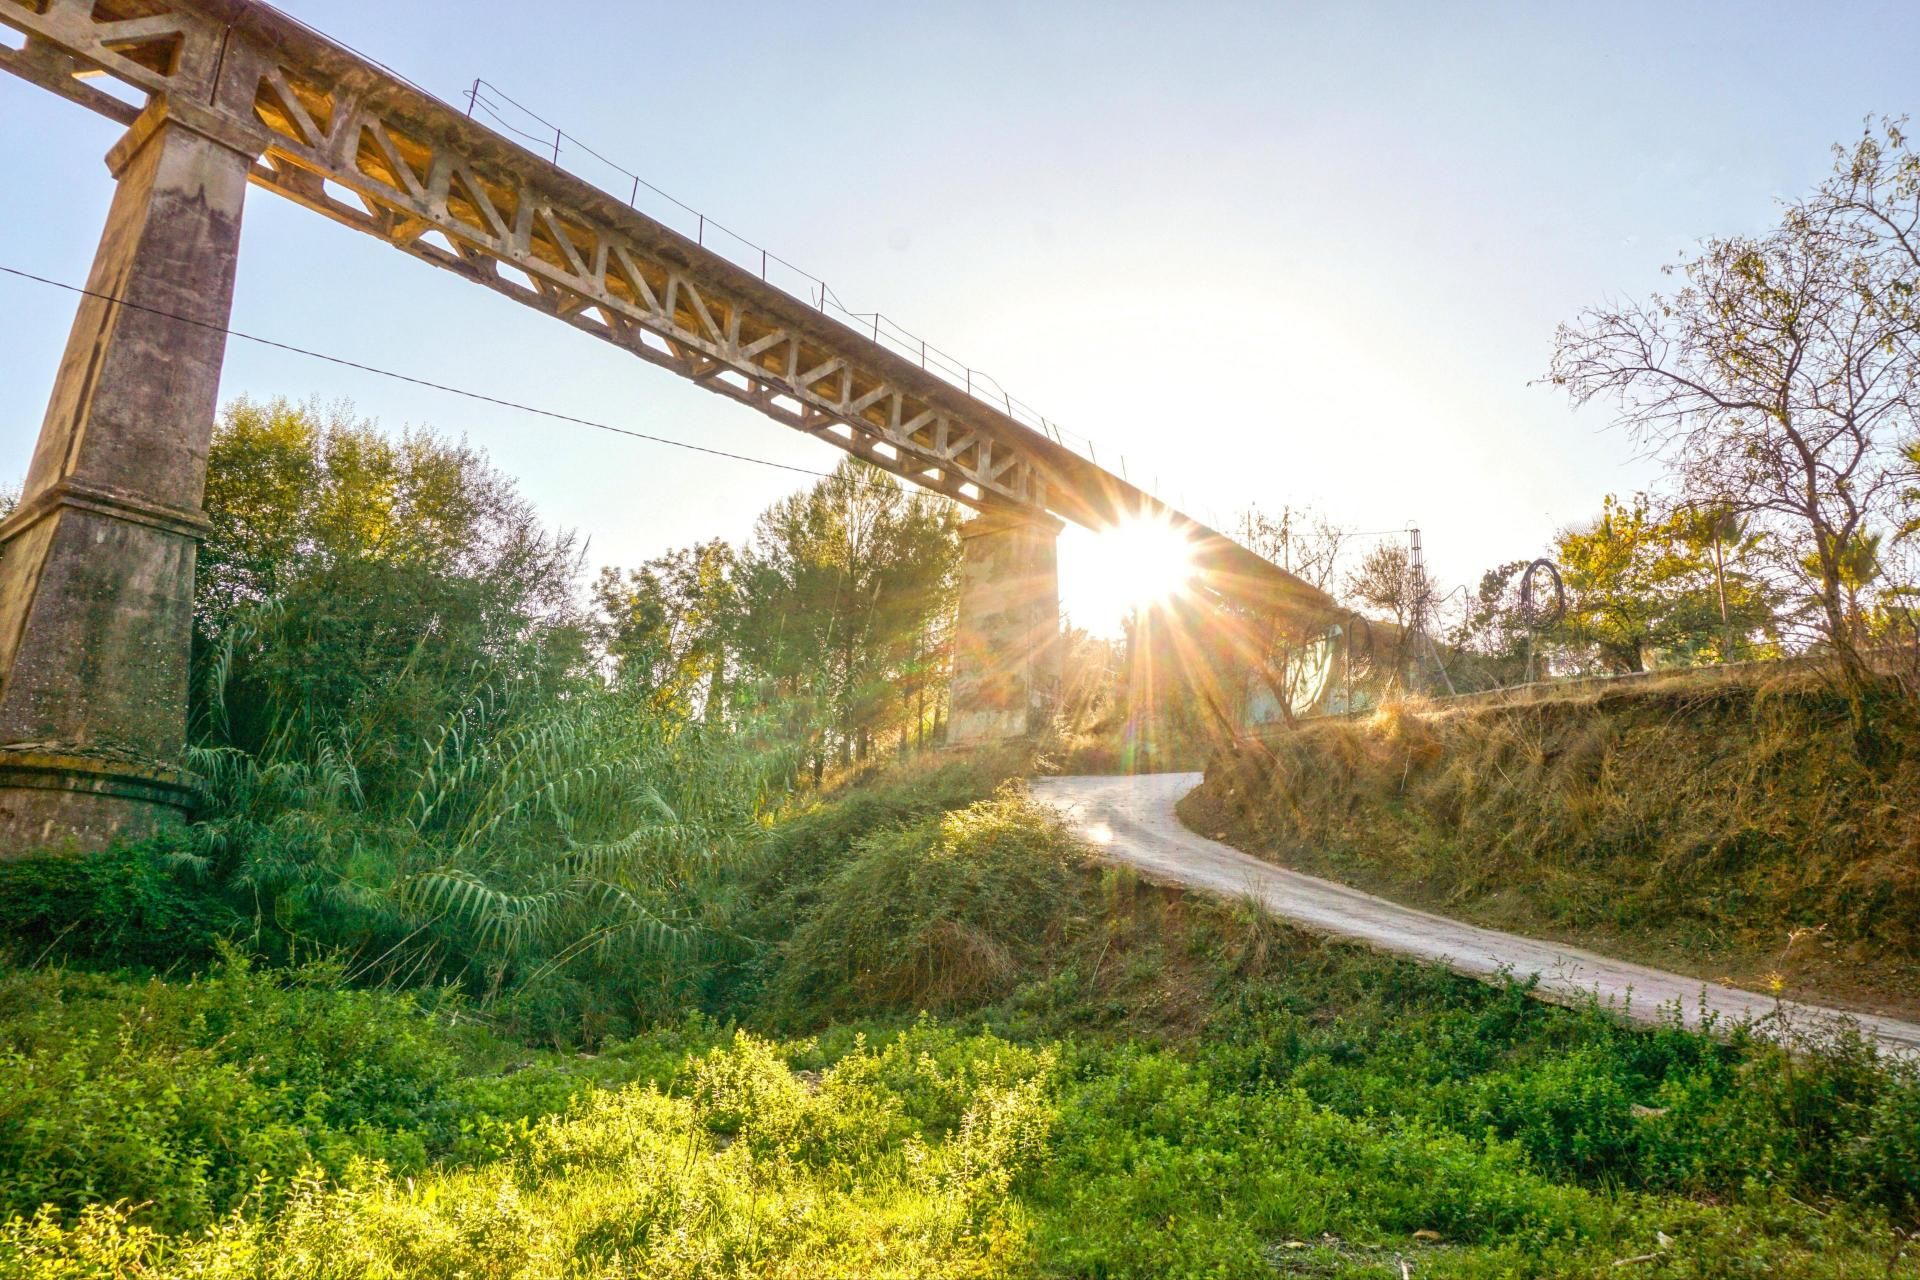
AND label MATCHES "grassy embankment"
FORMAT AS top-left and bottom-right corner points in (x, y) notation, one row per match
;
(3, 747), (1920, 1277)
(1183, 667), (1920, 1021)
